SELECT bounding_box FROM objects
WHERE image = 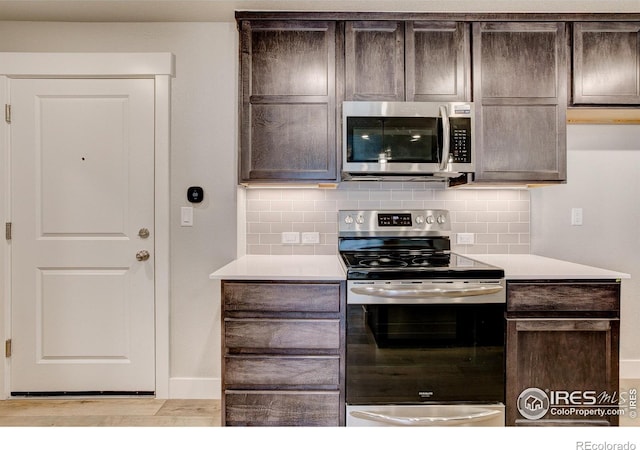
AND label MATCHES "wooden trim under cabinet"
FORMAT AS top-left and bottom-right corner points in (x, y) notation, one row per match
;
(567, 108), (640, 124)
